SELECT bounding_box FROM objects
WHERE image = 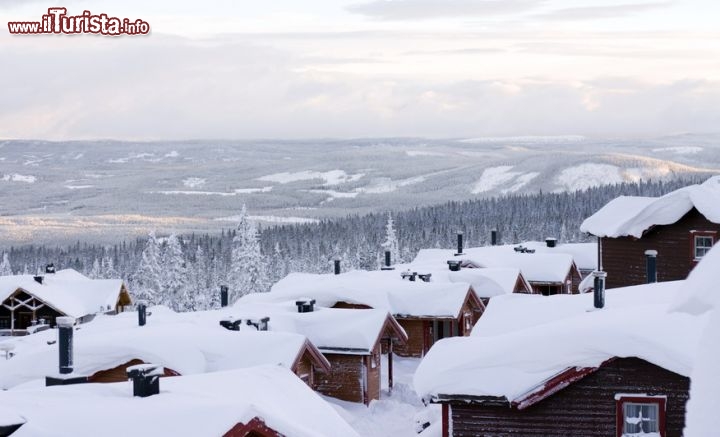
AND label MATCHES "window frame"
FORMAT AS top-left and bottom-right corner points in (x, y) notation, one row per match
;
(615, 395), (666, 437)
(692, 231), (715, 261)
